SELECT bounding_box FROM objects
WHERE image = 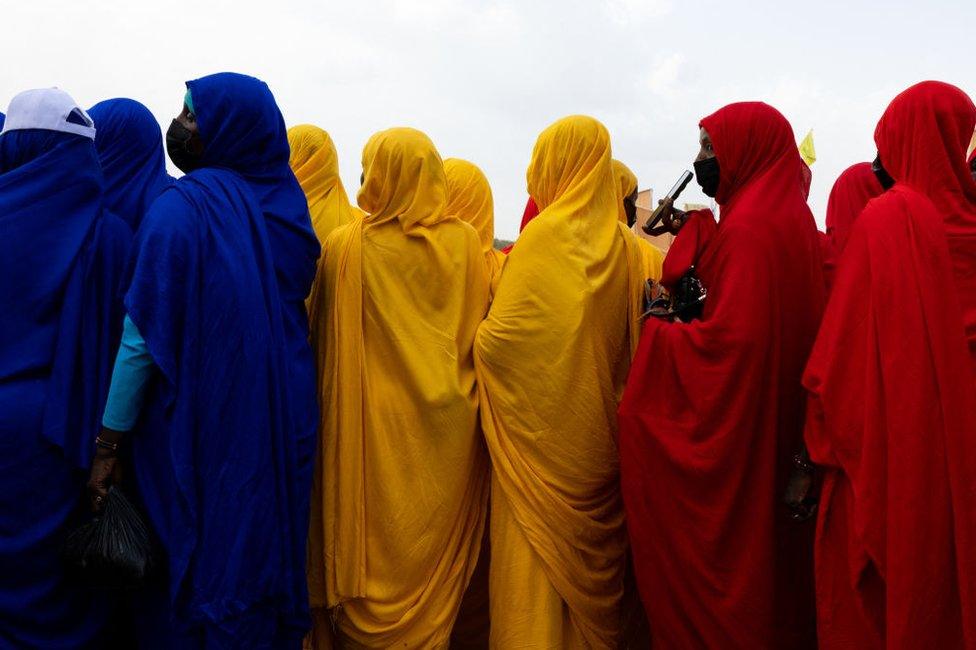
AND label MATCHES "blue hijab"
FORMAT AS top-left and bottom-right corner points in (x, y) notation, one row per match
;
(0, 129), (130, 646)
(187, 72), (320, 301)
(125, 167), (307, 643)
(88, 98), (172, 231)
